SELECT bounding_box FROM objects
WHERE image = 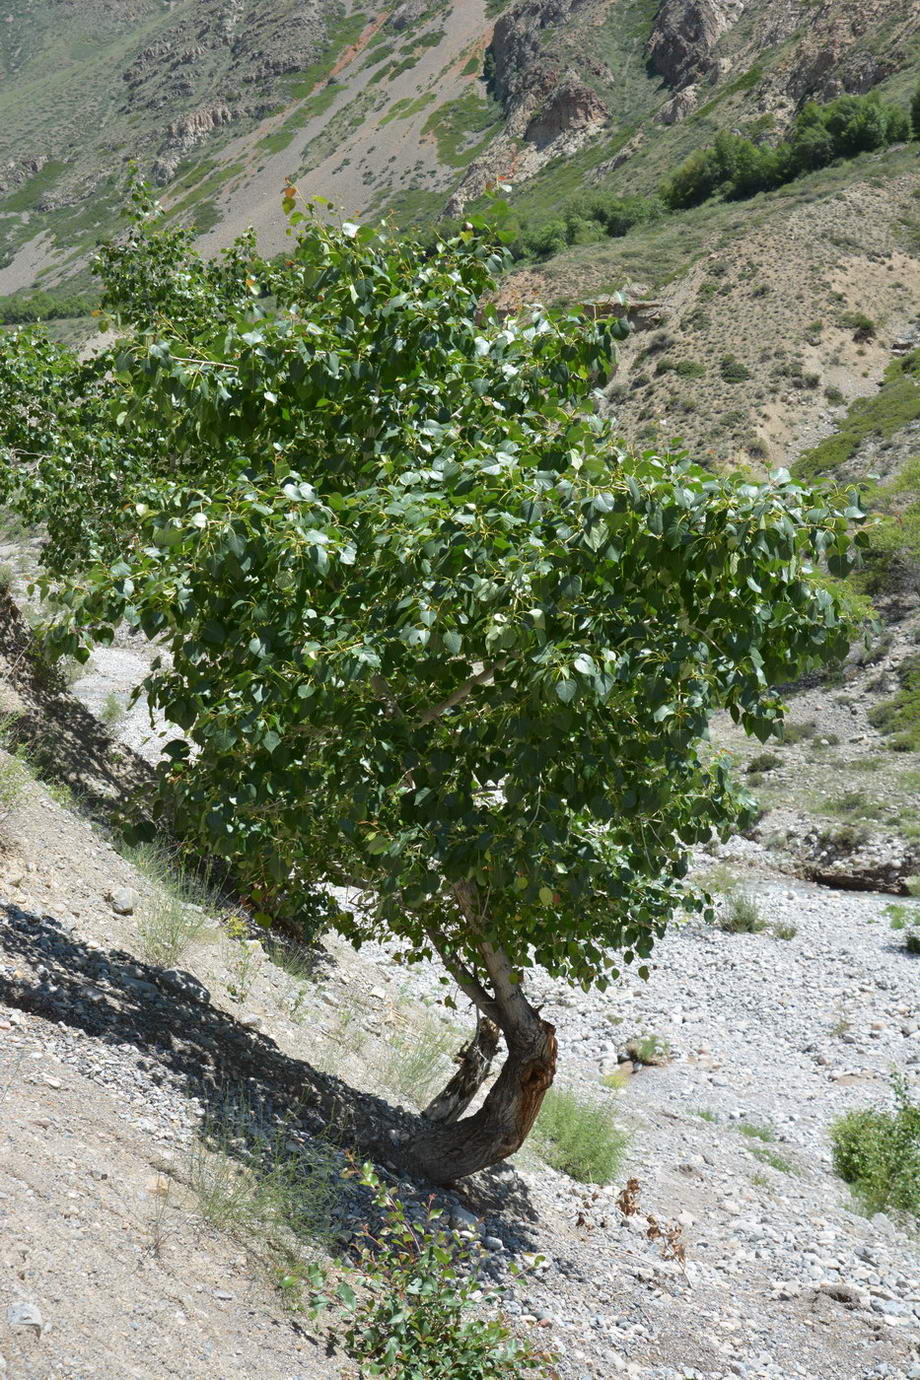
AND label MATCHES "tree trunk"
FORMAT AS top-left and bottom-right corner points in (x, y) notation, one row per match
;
(407, 1010), (557, 1184)
(422, 1018), (501, 1125)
